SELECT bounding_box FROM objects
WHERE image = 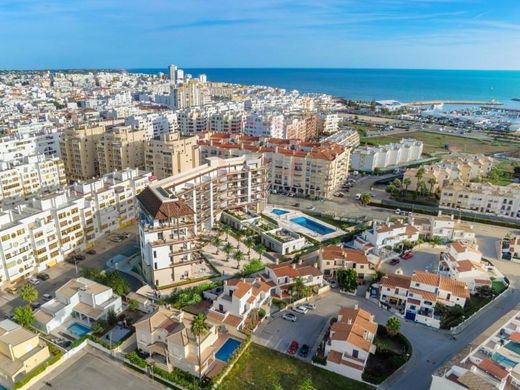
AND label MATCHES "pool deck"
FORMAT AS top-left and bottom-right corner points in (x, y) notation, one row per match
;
(264, 206), (345, 242)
